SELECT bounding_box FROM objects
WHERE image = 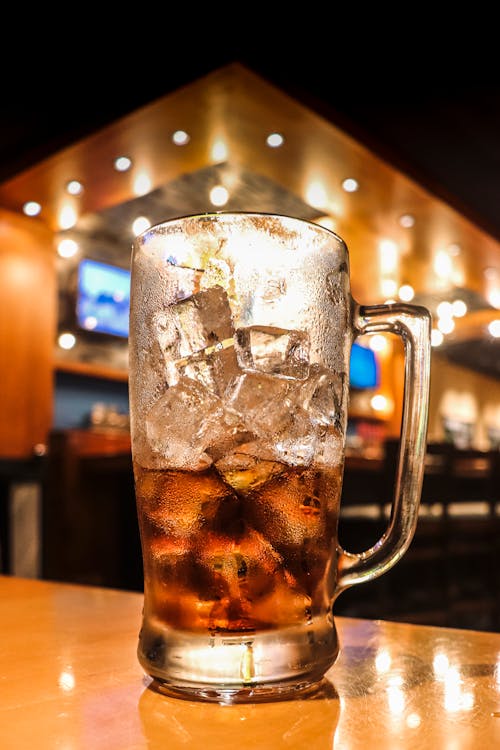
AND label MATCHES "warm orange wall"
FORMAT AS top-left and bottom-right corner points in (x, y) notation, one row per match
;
(428, 353), (500, 448)
(0, 210), (56, 457)
(378, 346), (500, 447)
